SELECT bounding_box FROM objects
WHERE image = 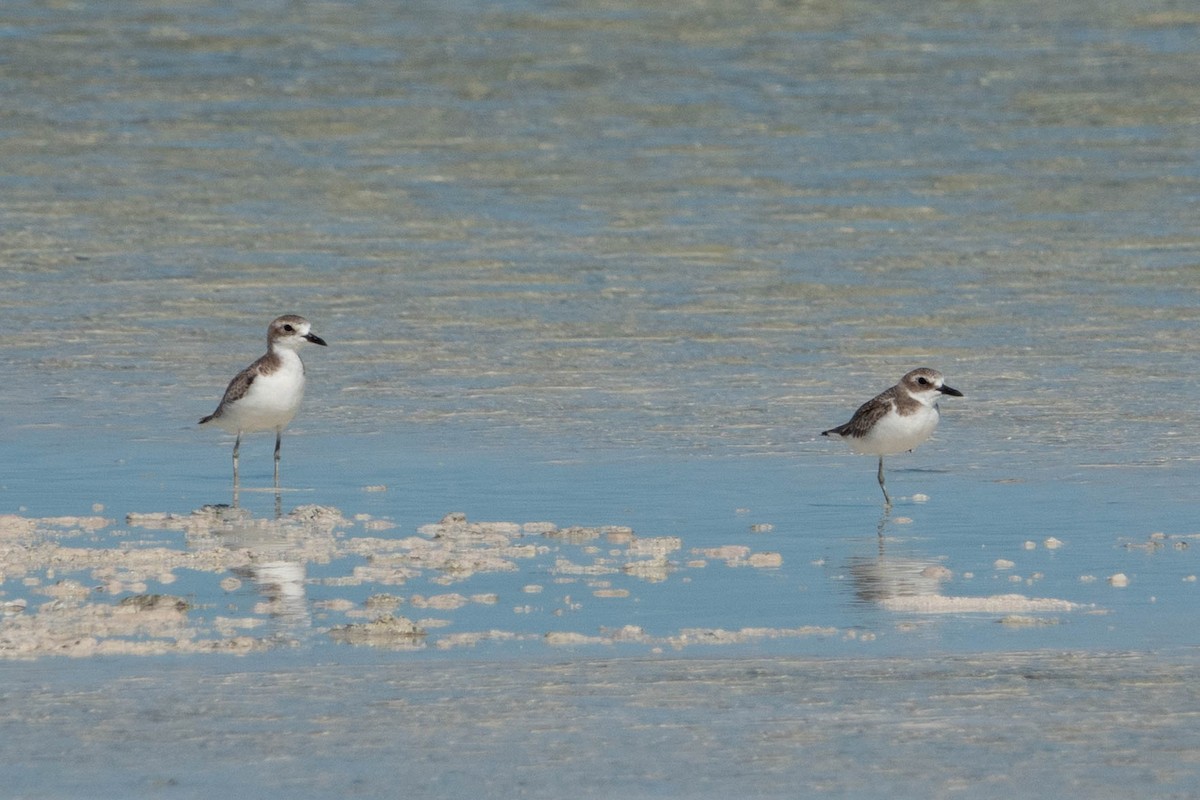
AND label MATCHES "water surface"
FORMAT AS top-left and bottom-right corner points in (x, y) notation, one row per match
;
(3, 0), (1200, 795)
